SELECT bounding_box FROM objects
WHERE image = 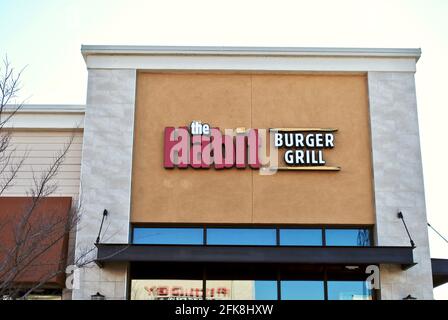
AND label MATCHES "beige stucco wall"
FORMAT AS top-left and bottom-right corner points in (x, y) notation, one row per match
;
(131, 73), (375, 225)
